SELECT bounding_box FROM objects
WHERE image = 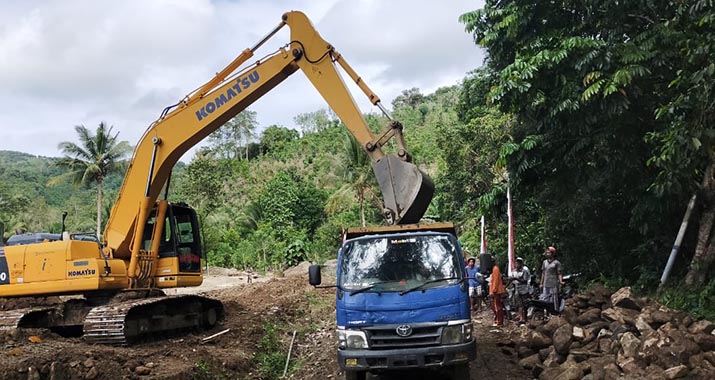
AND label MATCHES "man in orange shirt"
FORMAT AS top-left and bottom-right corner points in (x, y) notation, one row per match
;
(489, 262), (506, 327)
